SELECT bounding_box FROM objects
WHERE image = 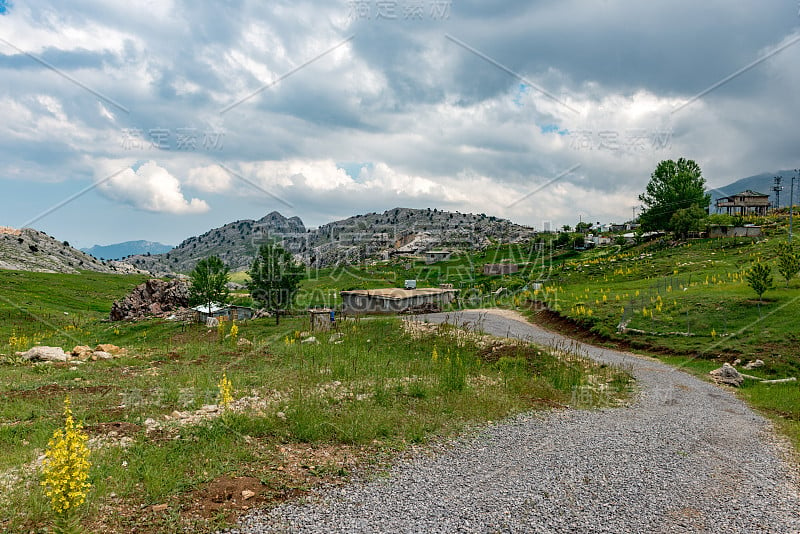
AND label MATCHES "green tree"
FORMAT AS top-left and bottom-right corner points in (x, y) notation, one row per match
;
(776, 243), (800, 287)
(555, 232), (571, 248)
(247, 242), (304, 325)
(745, 261), (774, 303)
(189, 256), (230, 314)
(669, 204), (707, 239)
(638, 158), (710, 232)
